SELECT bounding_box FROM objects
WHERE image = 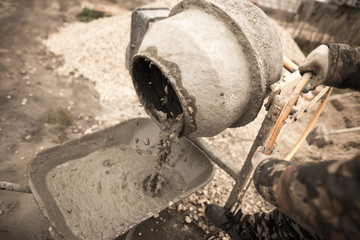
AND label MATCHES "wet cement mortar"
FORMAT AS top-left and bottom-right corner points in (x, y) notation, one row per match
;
(46, 145), (186, 239)
(143, 114), (184, 197)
